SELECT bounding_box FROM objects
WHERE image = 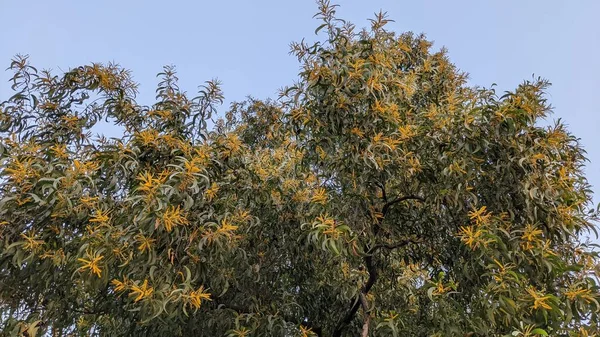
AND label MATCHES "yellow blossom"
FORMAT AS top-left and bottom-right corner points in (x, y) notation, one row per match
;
(80, 196), (99, 208)
(148, 109), (172, 120)
(136, 129), (159, 146)
(77, 250), (104, 278)
(111, 278), (129, 292)
(468, 206), (491, 224)
(135, 234), (156, 253)
(433, 280), (451, 295)
(184, 158), (202, 175)
(89, 209), (110, 224)
(315, 214), (340, 239)
(223, 133), (242, 155)
(205, 182), (219, 201)
(5, 158), (37, 185)
(300, 325), (315, 337)
(526, 287), (552, 310)
(72, 160), (99, 175)
(458, 226), (484, 250)
(310, 187), (328, 205)
(282, 178), (300, 192)
(50, 143), (69, 159)
(185, 285), (212, 309)
(233, 209), (251, 223)
(61, 115), (80, 128)
(373, 132), (384, 144)
(137, 171), (161, 194)
(161, 205), (188, 232)
(216, 218), (238, 236)
(521, 224), (543, 251)
(230, 328), (250, 337)
(130, 279), (153, 302)
(398, 124), (416, 140)
(293, 188), (311, 203)
(21, 231), (44, 252)
(565, 286), (593, 302)
(350, 127), (364, 138)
